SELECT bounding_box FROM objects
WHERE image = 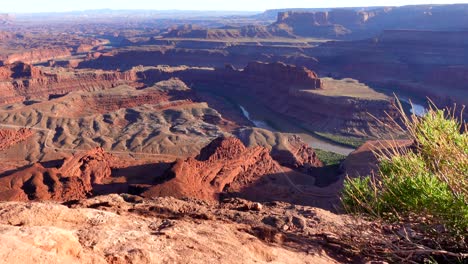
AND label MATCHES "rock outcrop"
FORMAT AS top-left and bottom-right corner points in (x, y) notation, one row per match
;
(276, 10), (377, 27)
(0, 66), (138, 105)
(236, 128), (323, 170)
(75, 44), (94, 53)
(275, 135), (324, 169)
(269, 5), (468, 39)
(343, 140), (414, 178)
(311, 30), (468, 106)
(269, 9), (389, 38)
(0, 128), (34, 151)
(142, 137), (281, 201)
(214, 62), (399, 137)
(243, 61), (323, 90)
(0, 194), (358, 263)
(272, 11), (357, 38)
(0, 62), (43, 81)
(0, 148), (113, 202)
(0, 47), (72, 65)
(163, 24), (274, 39)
